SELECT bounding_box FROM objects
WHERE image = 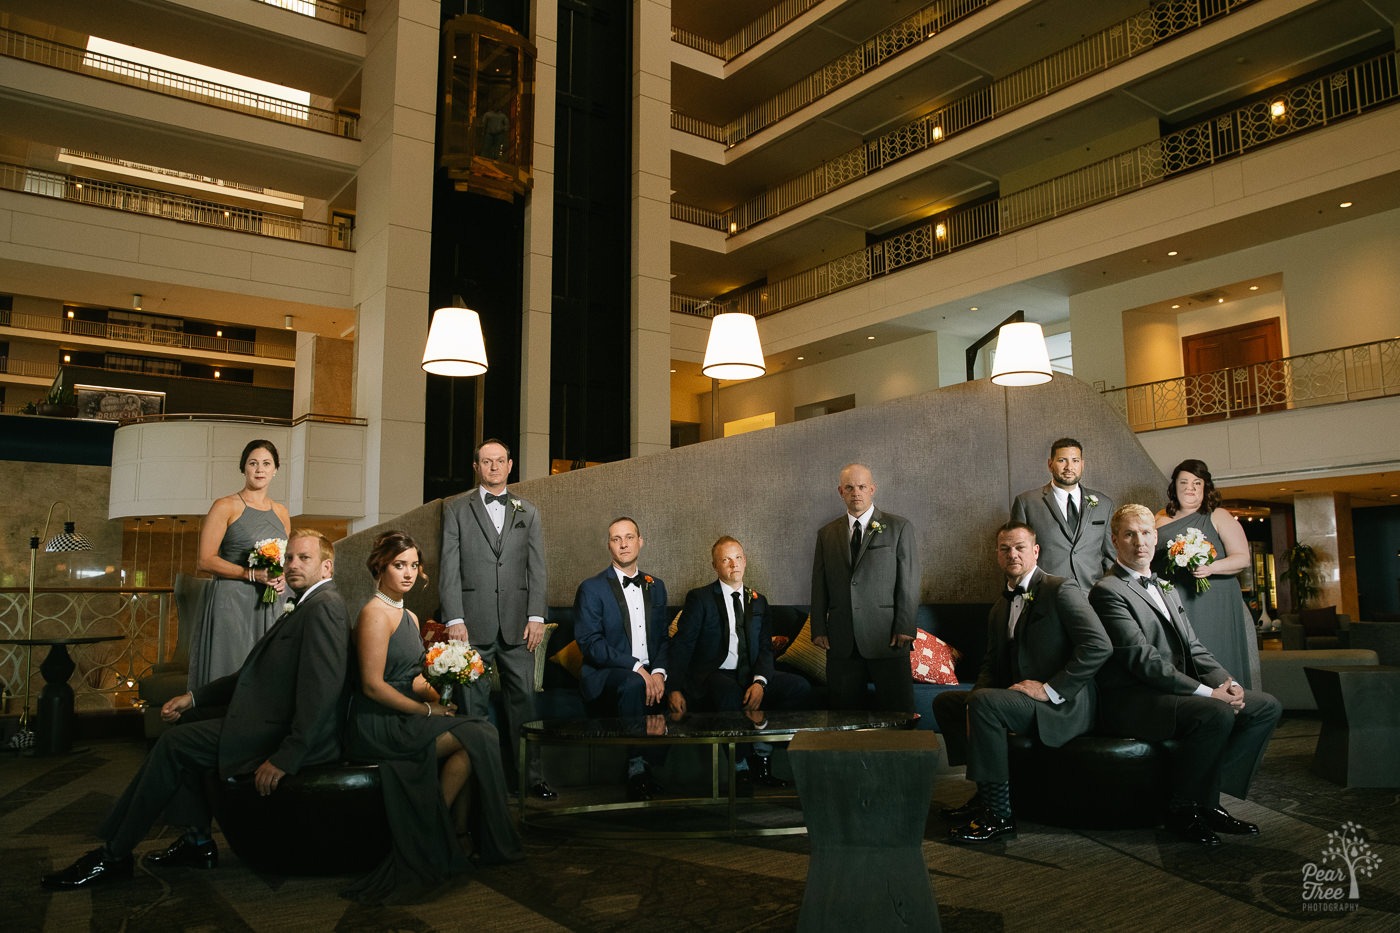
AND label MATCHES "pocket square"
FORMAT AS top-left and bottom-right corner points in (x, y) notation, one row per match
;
(514, 521), (525, 528)
(1092, 519), (1105, 525)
